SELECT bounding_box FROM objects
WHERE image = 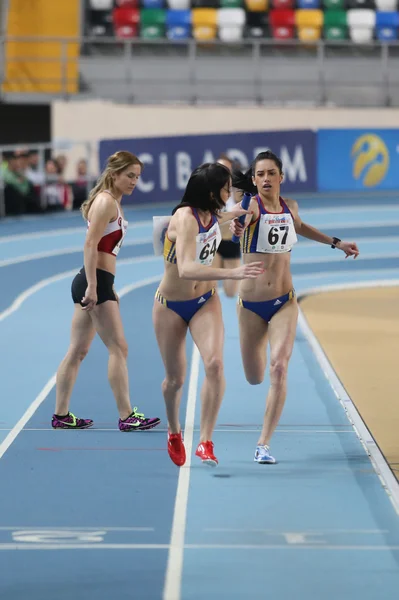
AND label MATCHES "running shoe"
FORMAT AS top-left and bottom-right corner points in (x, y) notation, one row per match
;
(52, 412), (93, 429)
(119, 407), (160, 432)
(195, 441), (218, 467)
(254, 444), (276, 464)
(168, 431), (186, 466)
